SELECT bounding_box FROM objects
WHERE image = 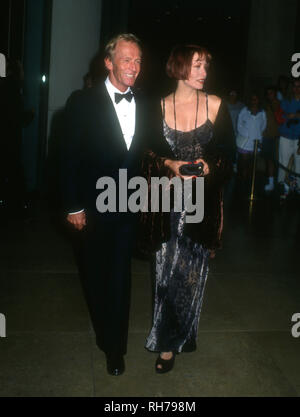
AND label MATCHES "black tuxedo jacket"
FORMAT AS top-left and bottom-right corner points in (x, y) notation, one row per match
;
(60, 81), (167, 221)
